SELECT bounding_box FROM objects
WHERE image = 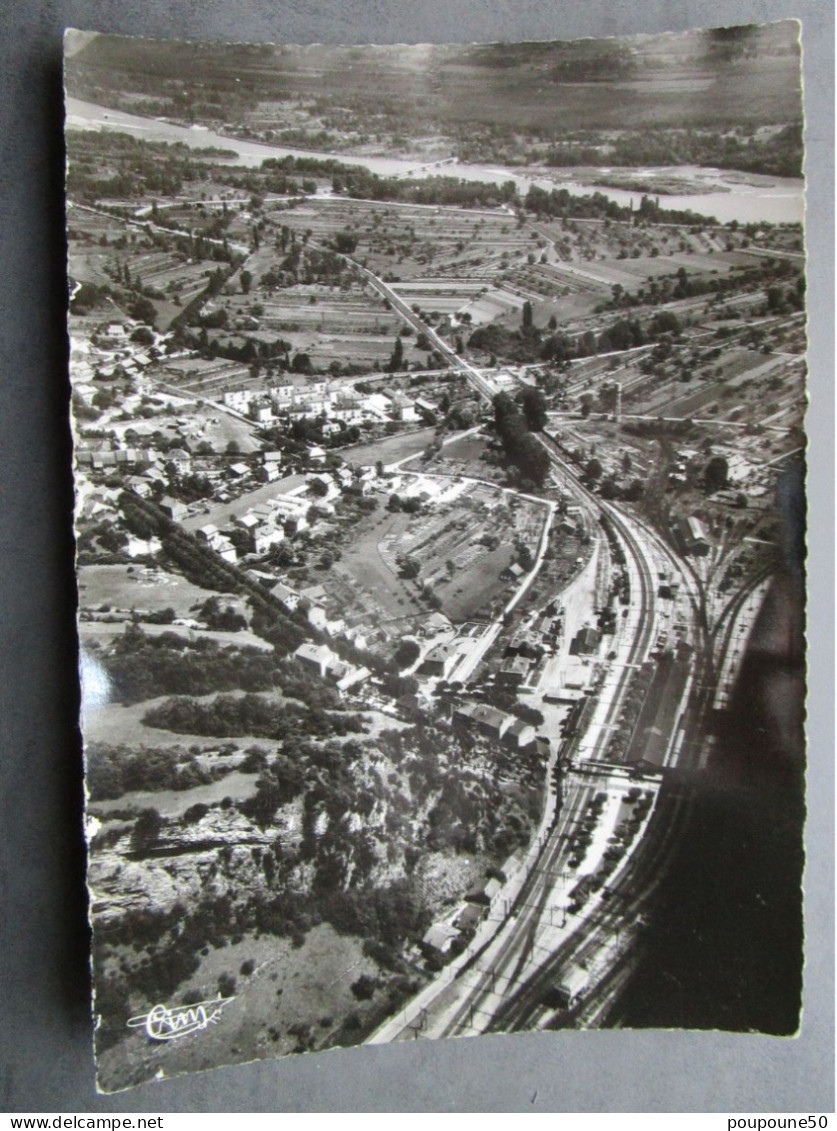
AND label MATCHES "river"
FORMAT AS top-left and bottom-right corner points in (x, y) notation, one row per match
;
(66, 97), (804, 226)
